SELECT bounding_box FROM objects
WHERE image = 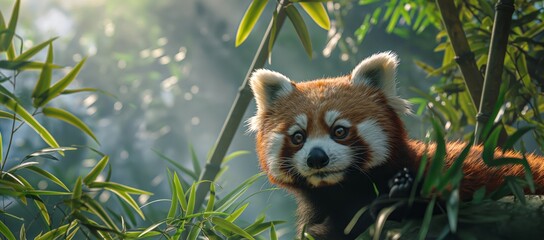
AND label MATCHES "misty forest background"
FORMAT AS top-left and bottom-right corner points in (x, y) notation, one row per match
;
(0, 0), (543, 239)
